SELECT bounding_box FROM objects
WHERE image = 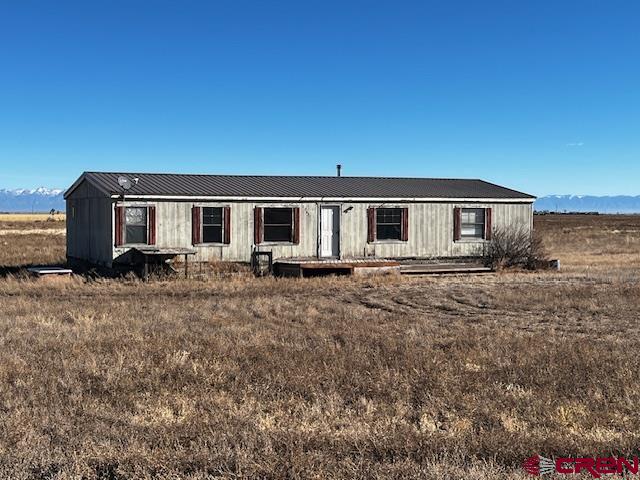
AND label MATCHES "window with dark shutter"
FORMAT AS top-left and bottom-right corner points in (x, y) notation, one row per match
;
(202, 207), (223, 243)
(263, 207), (294, 242)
